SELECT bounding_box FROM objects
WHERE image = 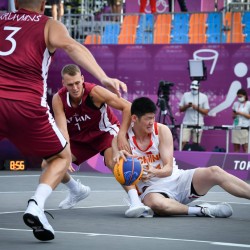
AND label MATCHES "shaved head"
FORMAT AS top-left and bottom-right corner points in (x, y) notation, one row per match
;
(15, 0), (45, 11)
